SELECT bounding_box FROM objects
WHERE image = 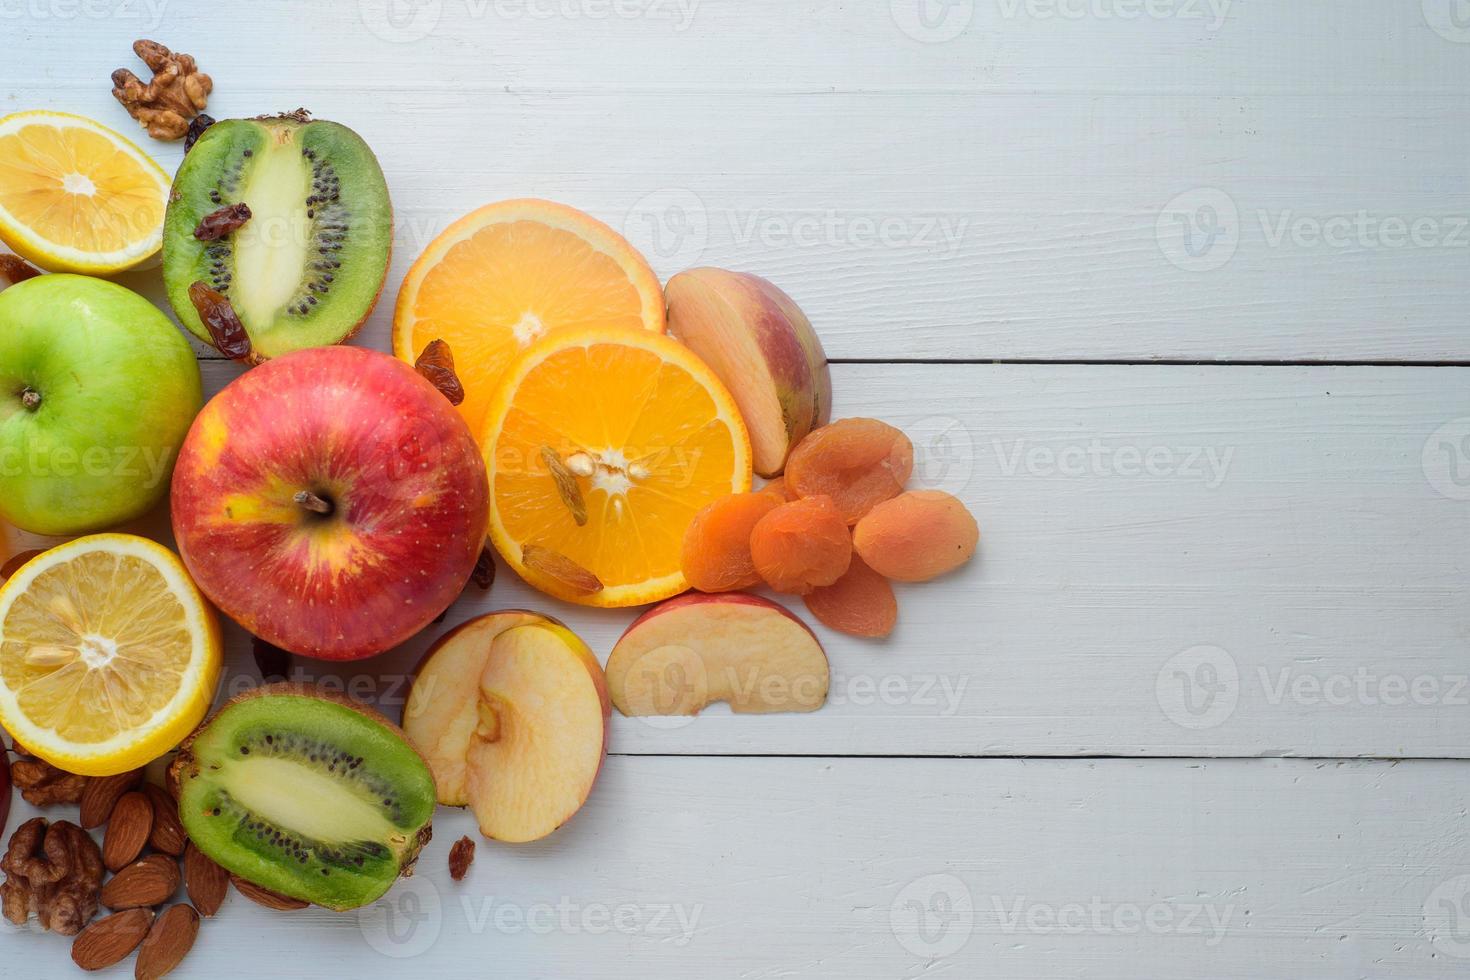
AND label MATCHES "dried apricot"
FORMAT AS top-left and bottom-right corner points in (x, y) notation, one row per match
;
(803, 555), (897, 638)
(759, 476), (793, 502)
(749, 495), (852, 595)
(785, 418), (913, 524)
(681, 492), (783, 592)
(853, 490), (978, 582)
